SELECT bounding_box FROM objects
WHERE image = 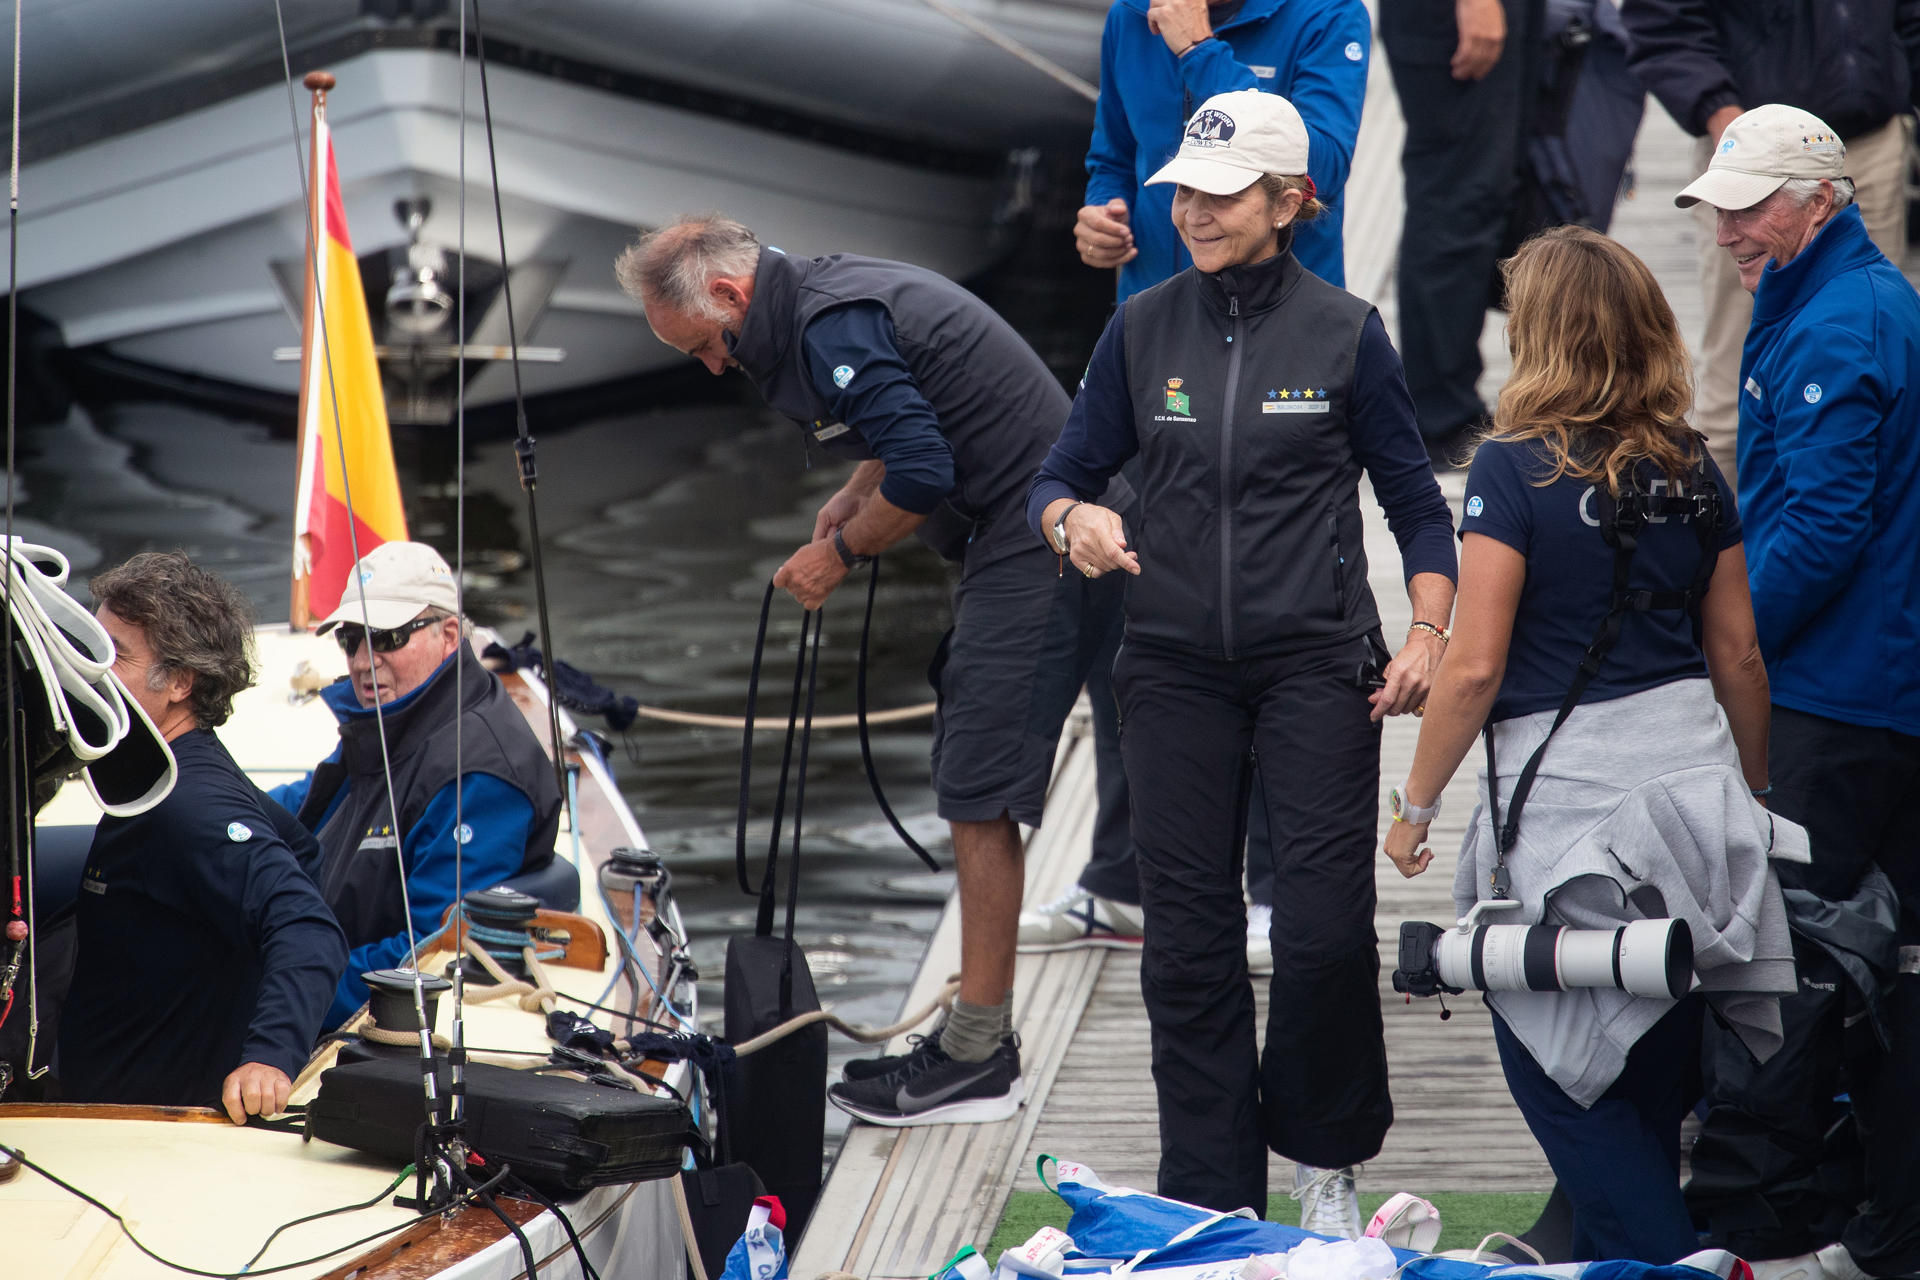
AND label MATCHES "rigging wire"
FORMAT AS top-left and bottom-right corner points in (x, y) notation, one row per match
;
(270, 0), (439, 1134)
(448, 0), (470, 1133)
(0, 0), (26, 1064)
(468, 0), (570, 813)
